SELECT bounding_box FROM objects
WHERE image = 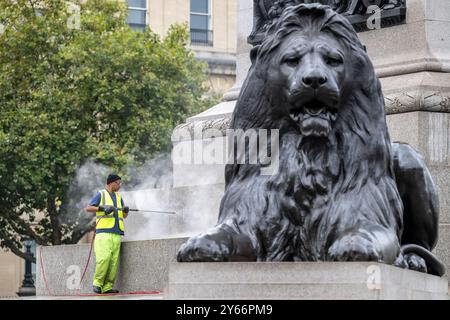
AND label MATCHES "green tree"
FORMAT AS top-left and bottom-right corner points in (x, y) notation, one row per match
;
(0, 0), (211, 262)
